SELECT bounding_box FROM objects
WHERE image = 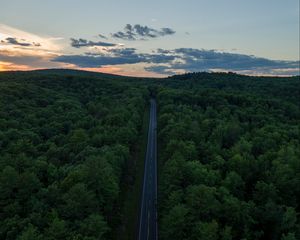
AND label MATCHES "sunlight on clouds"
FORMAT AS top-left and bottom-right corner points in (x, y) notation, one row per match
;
(0, 59), (75, 72)
(0, 24), (68, 70)
(0, 24), (62, 53)
(0, 61), (31, 71)
(80, 63), (167, 78)
(0, 24), (298, 77)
